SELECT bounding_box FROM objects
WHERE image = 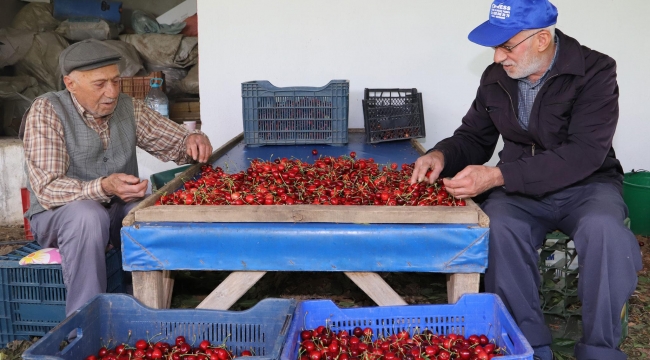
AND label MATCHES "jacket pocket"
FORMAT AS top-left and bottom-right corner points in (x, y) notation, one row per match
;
(484, 101), (511, 129)
(541, 99), (573, 146)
